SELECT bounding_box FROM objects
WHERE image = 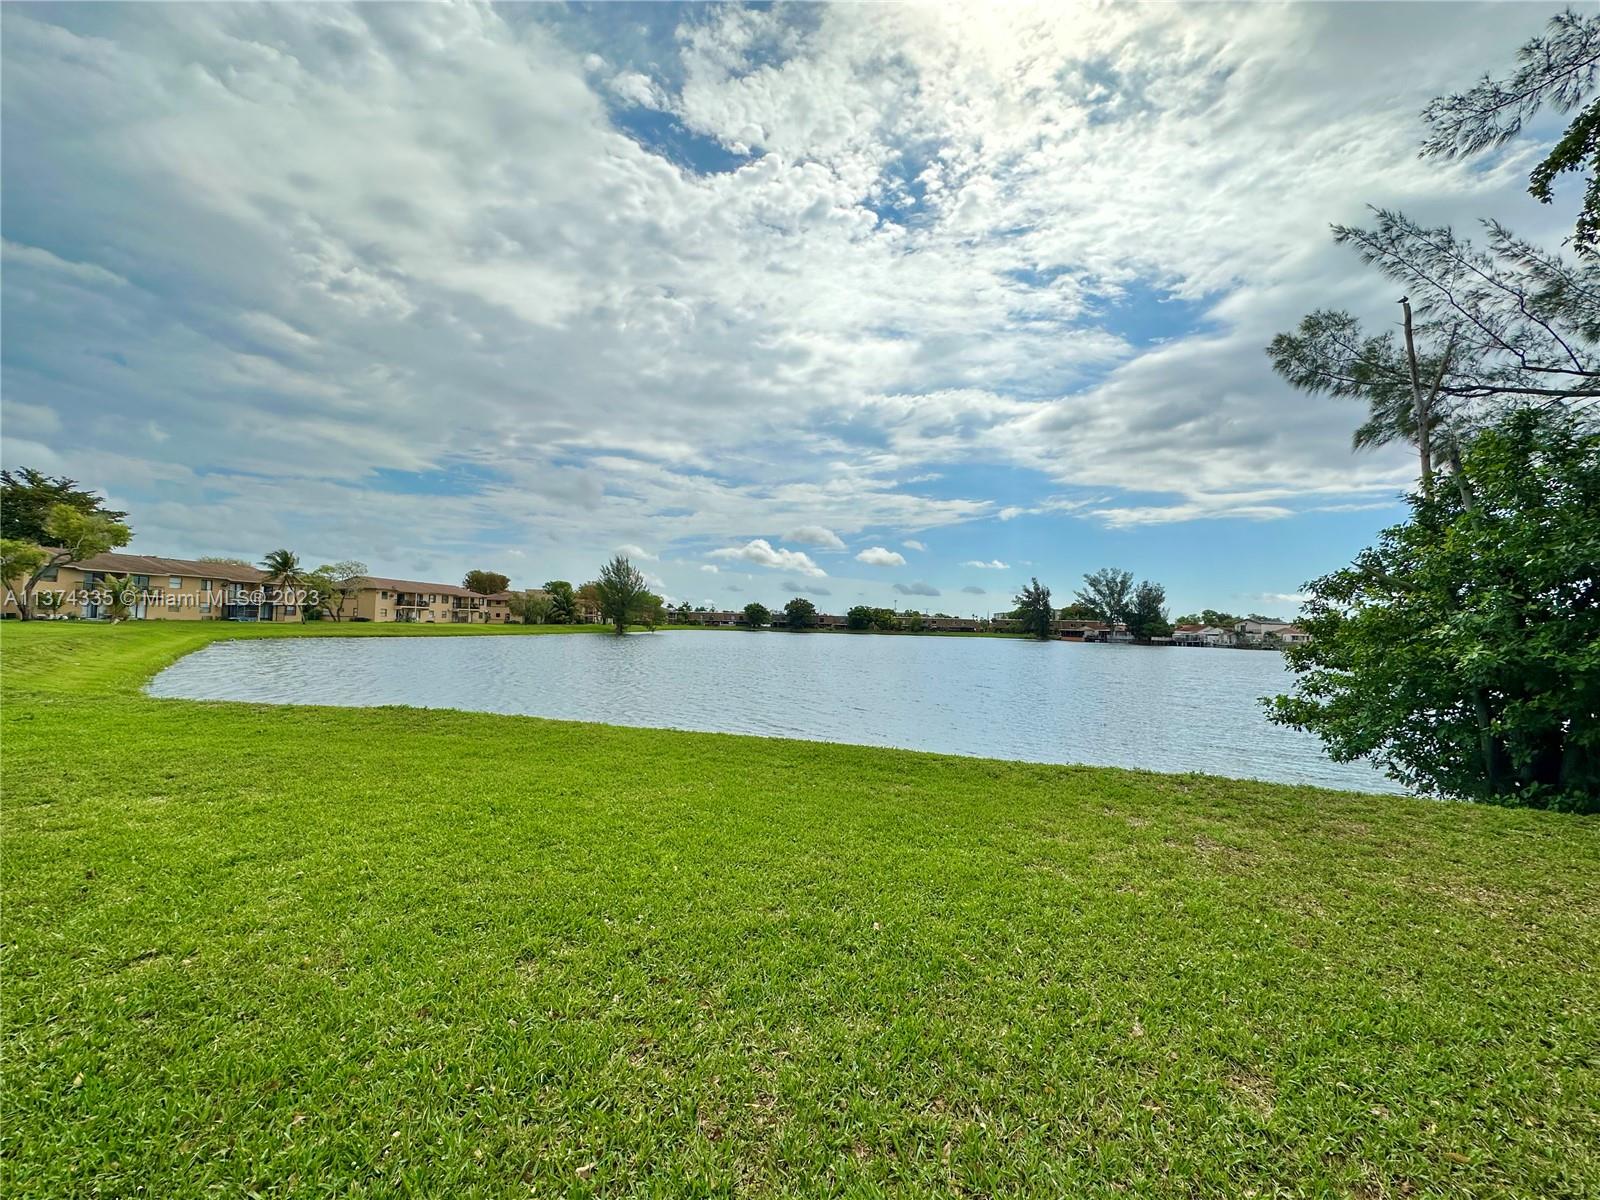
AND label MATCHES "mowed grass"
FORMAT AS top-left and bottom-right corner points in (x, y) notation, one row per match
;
(2, 623), (1596, 1199)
